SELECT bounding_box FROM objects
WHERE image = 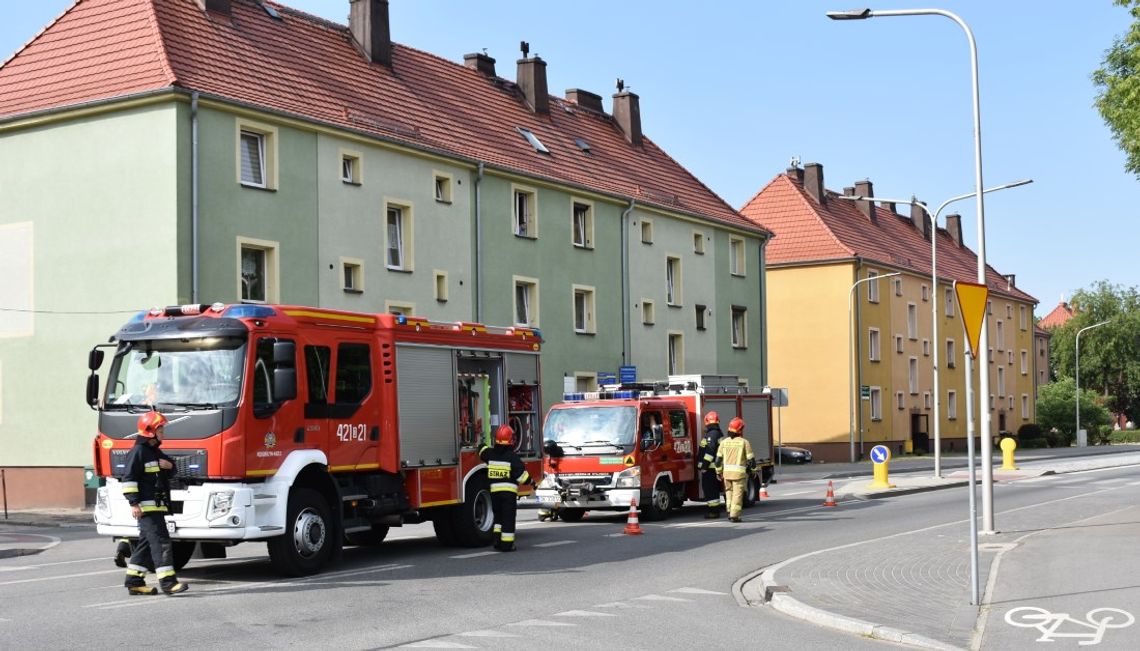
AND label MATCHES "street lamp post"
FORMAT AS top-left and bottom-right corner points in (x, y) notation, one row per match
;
(1075, 320), (1109, 447)
(837, 179), (1031, 477)
(850, 271), (901, 463)
(827, 6), (997, 533)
